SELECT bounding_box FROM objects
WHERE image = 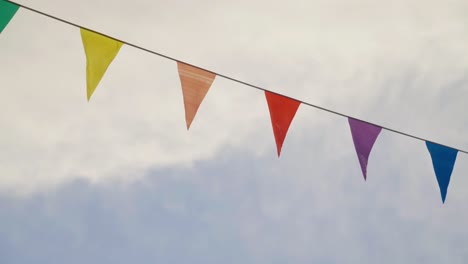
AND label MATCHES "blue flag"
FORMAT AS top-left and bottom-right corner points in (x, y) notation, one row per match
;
(426, 142), (458, 203)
